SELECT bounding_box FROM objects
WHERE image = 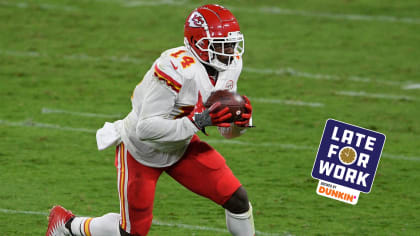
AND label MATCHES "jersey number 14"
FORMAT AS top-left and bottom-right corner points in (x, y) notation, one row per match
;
(170, 50), (195, 69)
